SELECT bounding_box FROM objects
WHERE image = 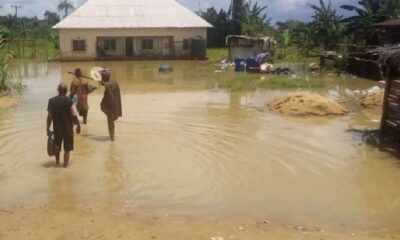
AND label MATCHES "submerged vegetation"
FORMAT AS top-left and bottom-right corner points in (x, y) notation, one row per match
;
(216, 75), (326, 92)
(0, 26), (25, 94)
(0, 26), (13, 93)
